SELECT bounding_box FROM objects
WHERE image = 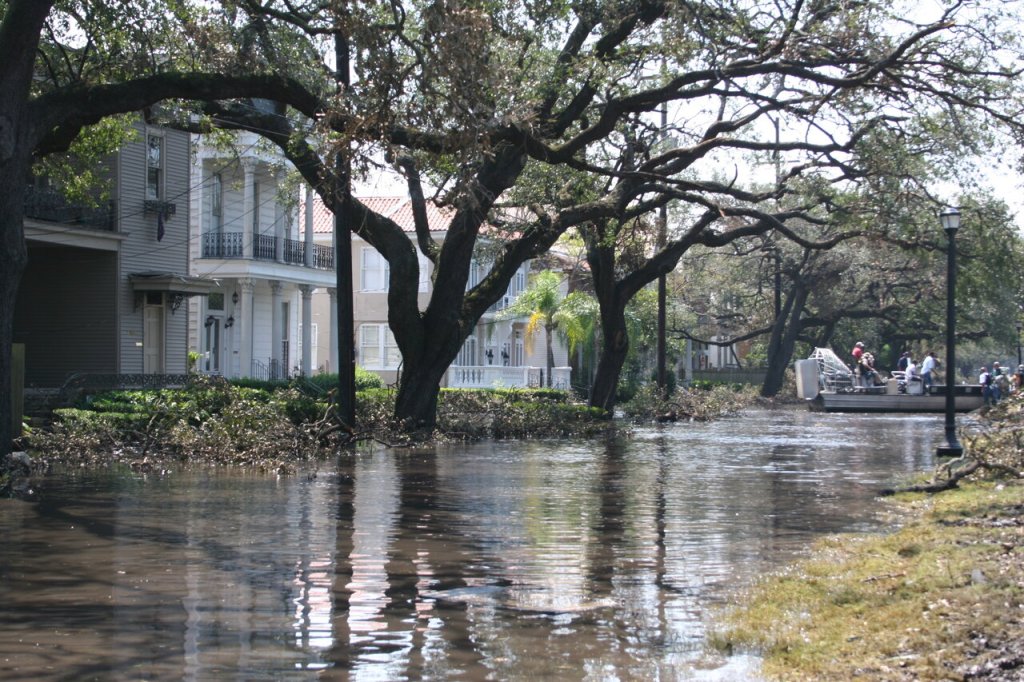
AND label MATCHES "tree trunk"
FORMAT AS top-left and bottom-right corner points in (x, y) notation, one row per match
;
(545, 322), (555, 388)
(0, 175), (28, 460)
(585, 223), (627, 414)
(0, 0), (47, 457)
(393, 358), (449, 434)
(590, 310), (629, 414)
(760, 283), (809, 397)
